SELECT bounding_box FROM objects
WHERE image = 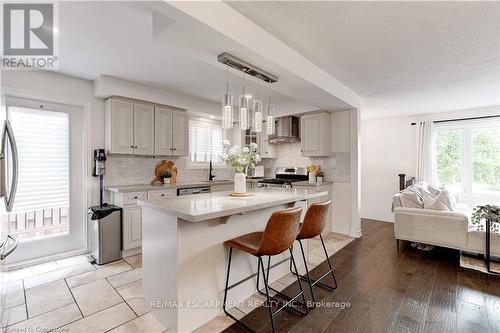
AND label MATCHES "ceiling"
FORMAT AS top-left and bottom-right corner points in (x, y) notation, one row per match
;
(227, 1), (500, 118)
(55, 1), (326, 116)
